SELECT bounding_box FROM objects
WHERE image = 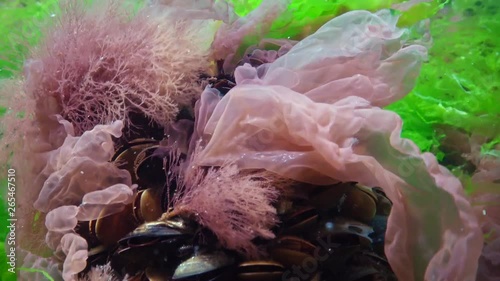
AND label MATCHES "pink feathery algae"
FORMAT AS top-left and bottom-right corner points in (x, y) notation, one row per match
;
(166, 145), (282, 258)
(23, 0), (212, 136)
